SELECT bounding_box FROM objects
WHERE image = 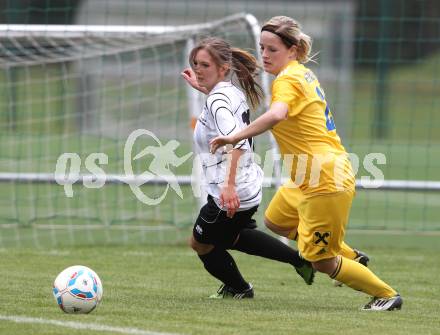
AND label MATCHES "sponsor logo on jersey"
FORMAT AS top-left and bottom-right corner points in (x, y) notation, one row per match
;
(313, 231), (331, 246)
